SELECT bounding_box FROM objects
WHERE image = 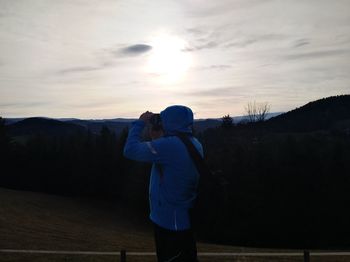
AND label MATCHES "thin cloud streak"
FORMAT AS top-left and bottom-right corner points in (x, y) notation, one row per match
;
(0, 101), (50, 108)
(293, 39), (310, 48)
(224, 34), (287, 49)
(194, 65), (232, 71)
(181, 0), (274, 17)
(285, 49), (350, 60)
(180, 86), (243, 98)
(57, 66), (105, 75)
(183, 41), (219, 52)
